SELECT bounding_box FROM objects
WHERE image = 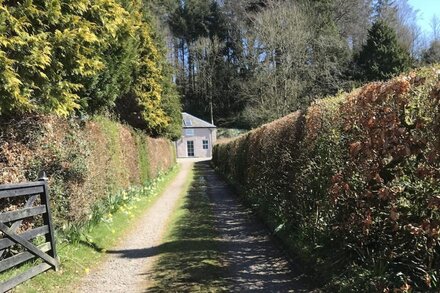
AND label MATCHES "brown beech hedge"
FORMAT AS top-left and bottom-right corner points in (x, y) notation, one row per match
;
(213, 66), (440, 291)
